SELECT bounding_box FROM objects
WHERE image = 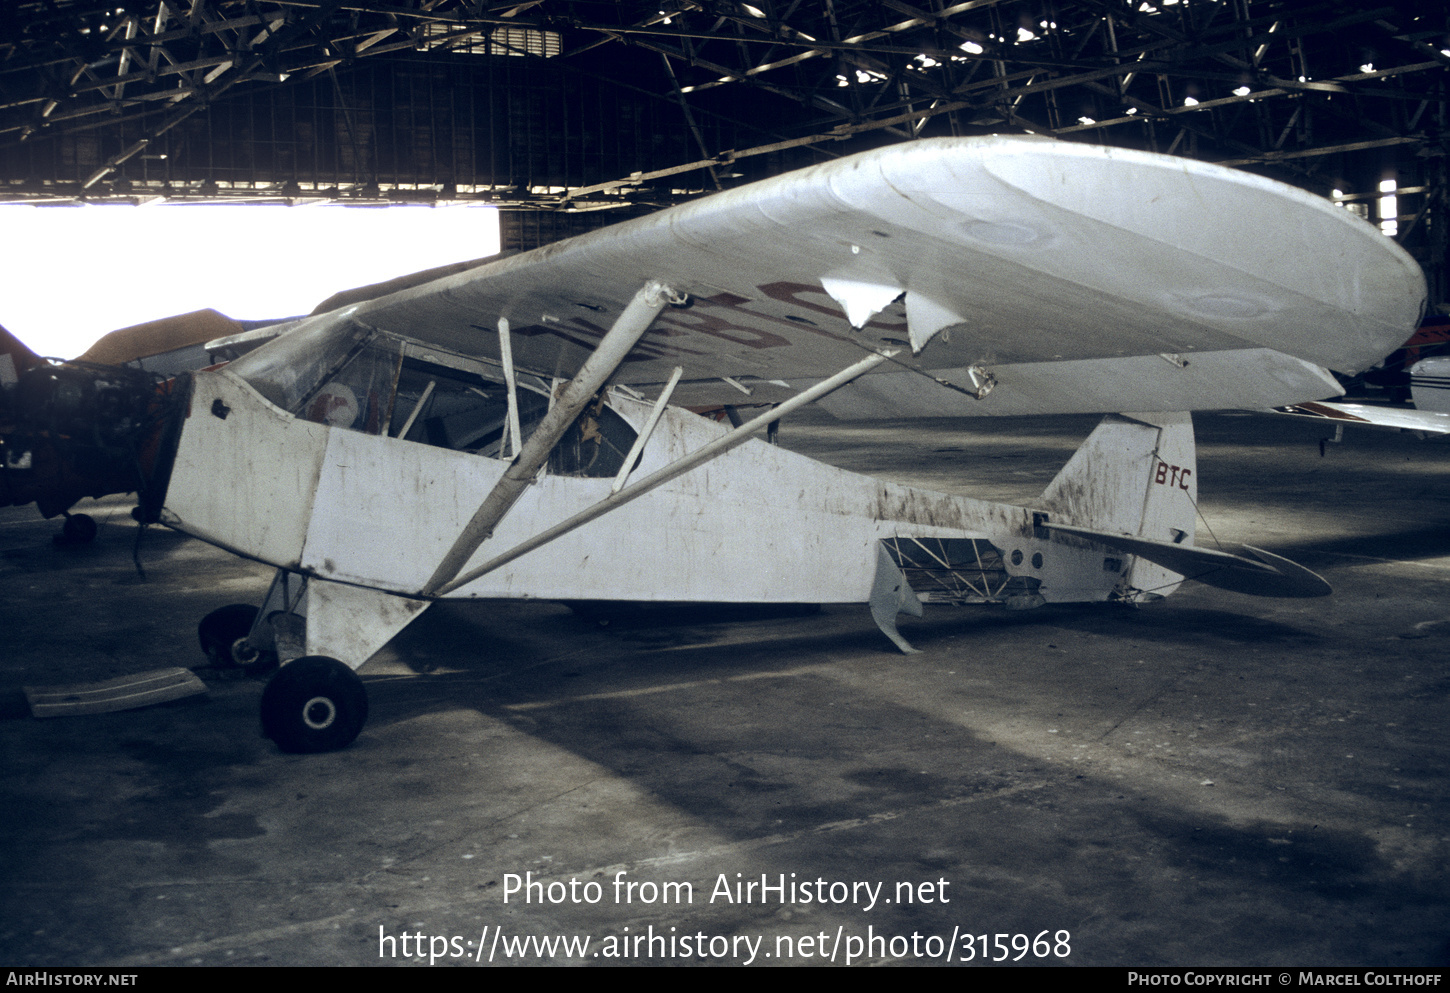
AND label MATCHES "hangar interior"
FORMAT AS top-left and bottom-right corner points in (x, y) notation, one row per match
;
(2, 0), (1449, 969)
(2, 0), (1447, 299)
